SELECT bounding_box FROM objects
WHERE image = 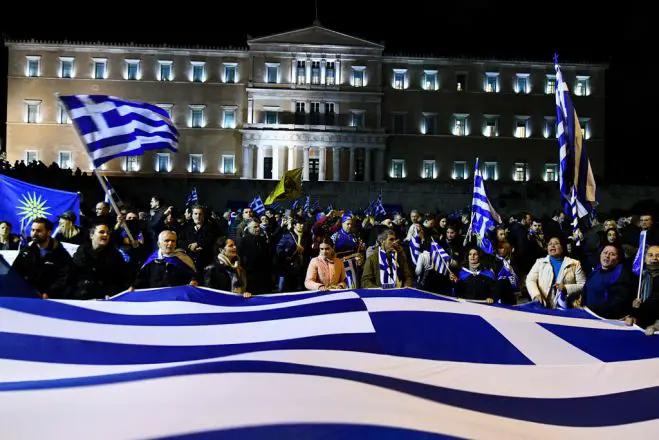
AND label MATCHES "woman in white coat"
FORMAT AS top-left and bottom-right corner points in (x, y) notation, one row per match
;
(526, 236), (586, 309)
